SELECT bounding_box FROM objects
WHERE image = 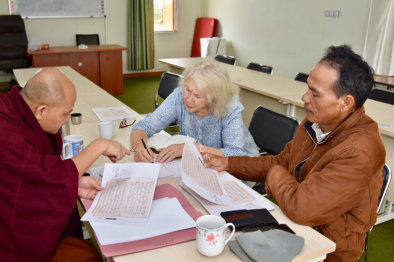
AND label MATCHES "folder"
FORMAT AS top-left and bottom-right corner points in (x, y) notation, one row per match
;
(82, 183), (203, 257)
